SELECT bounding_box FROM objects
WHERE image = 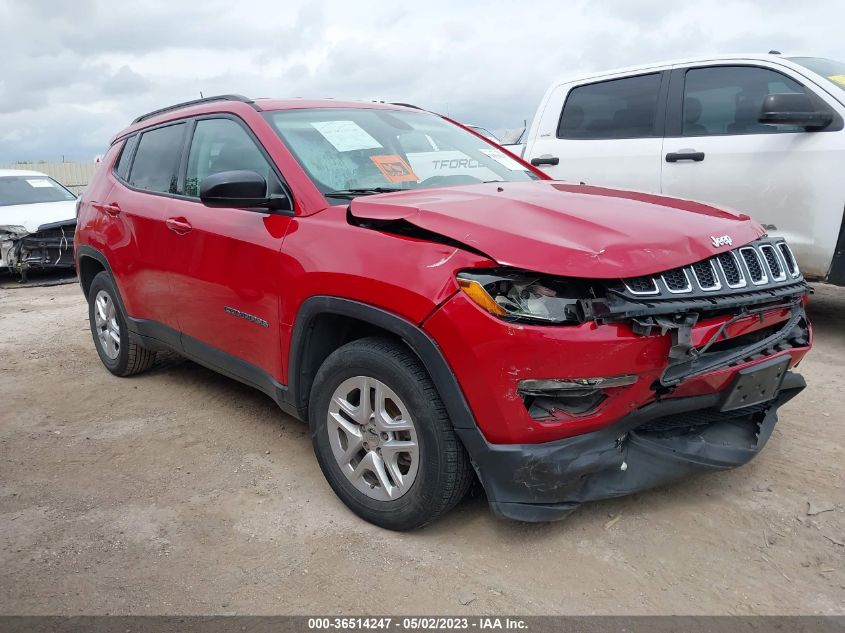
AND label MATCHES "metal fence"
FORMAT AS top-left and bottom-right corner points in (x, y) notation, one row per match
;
(0, 162), (100, 194)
